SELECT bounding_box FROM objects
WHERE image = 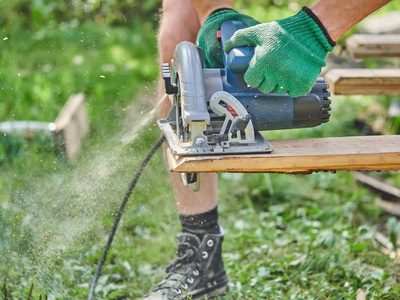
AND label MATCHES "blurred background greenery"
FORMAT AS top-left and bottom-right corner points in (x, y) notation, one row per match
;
(1, 0), (400, 299)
